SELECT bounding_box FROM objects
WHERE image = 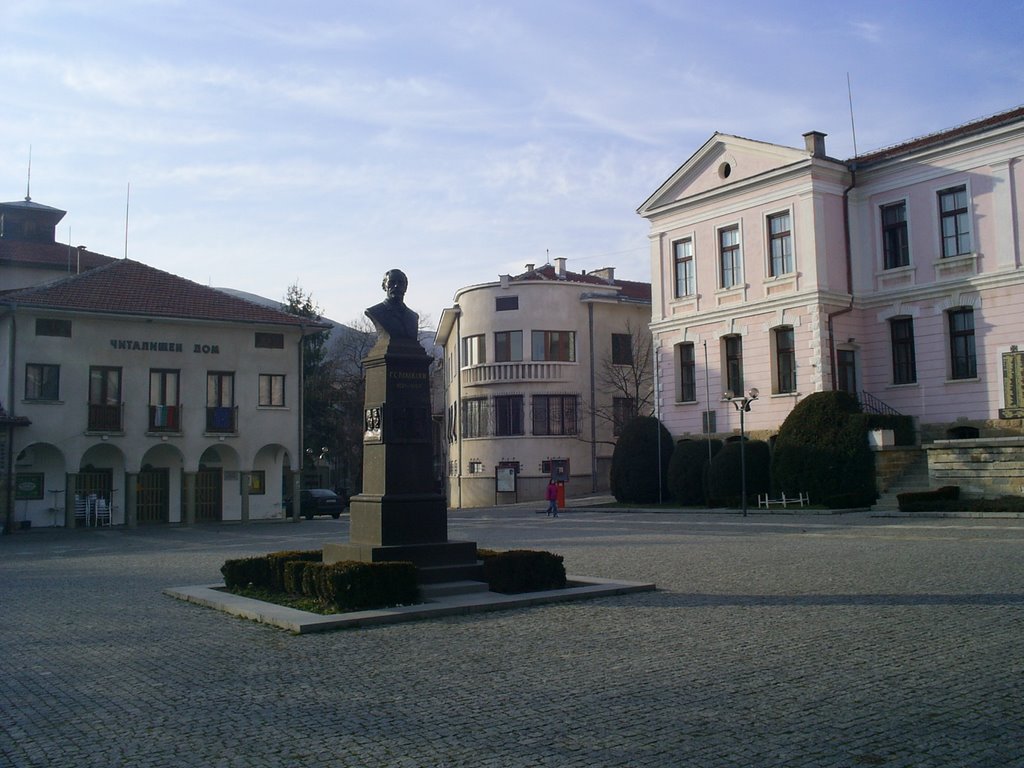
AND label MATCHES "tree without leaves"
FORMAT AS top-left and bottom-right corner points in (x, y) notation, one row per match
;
(581, 319), (655, 448)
